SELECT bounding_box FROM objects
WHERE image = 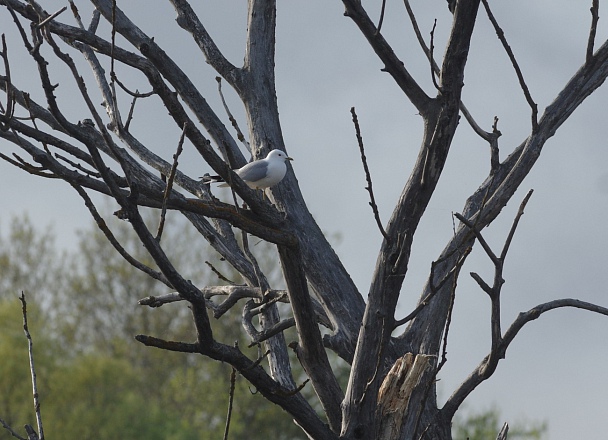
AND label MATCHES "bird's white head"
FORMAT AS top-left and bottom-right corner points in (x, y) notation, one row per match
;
(266, 149), (293, 162)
